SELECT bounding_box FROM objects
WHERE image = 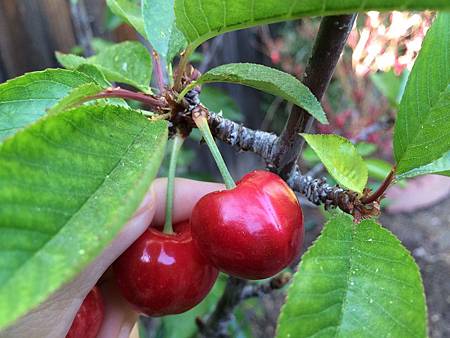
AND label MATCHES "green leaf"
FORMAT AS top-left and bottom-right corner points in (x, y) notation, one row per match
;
(75, 64), (112, 88)
(167, 28), (188, 63)
(0, 69), (93, 142)
(58, 67), (128, 110)
(56, 41), (152, 92)
(47, 83), (104, 114)
(194, 63), (327, 124)
(396, 150), (450, 179)
(0, 105), (167, 329)
(366, 158), (392, 181)
(394, 14), (450, 177)
(107, 0), (146, 37)
(301, 134), (367, 193)
(277, 214), (426, 338)
(174, 0), (450, 51)
(142, 0), (187, 62)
